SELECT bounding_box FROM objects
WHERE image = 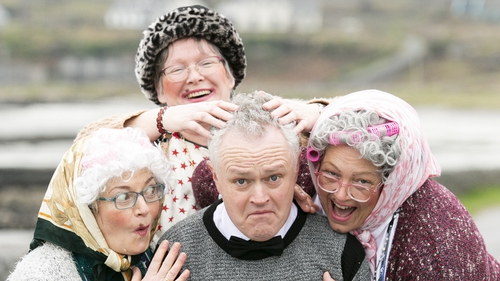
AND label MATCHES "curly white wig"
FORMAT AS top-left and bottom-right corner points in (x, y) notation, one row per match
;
(74, 127), (170, 205)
